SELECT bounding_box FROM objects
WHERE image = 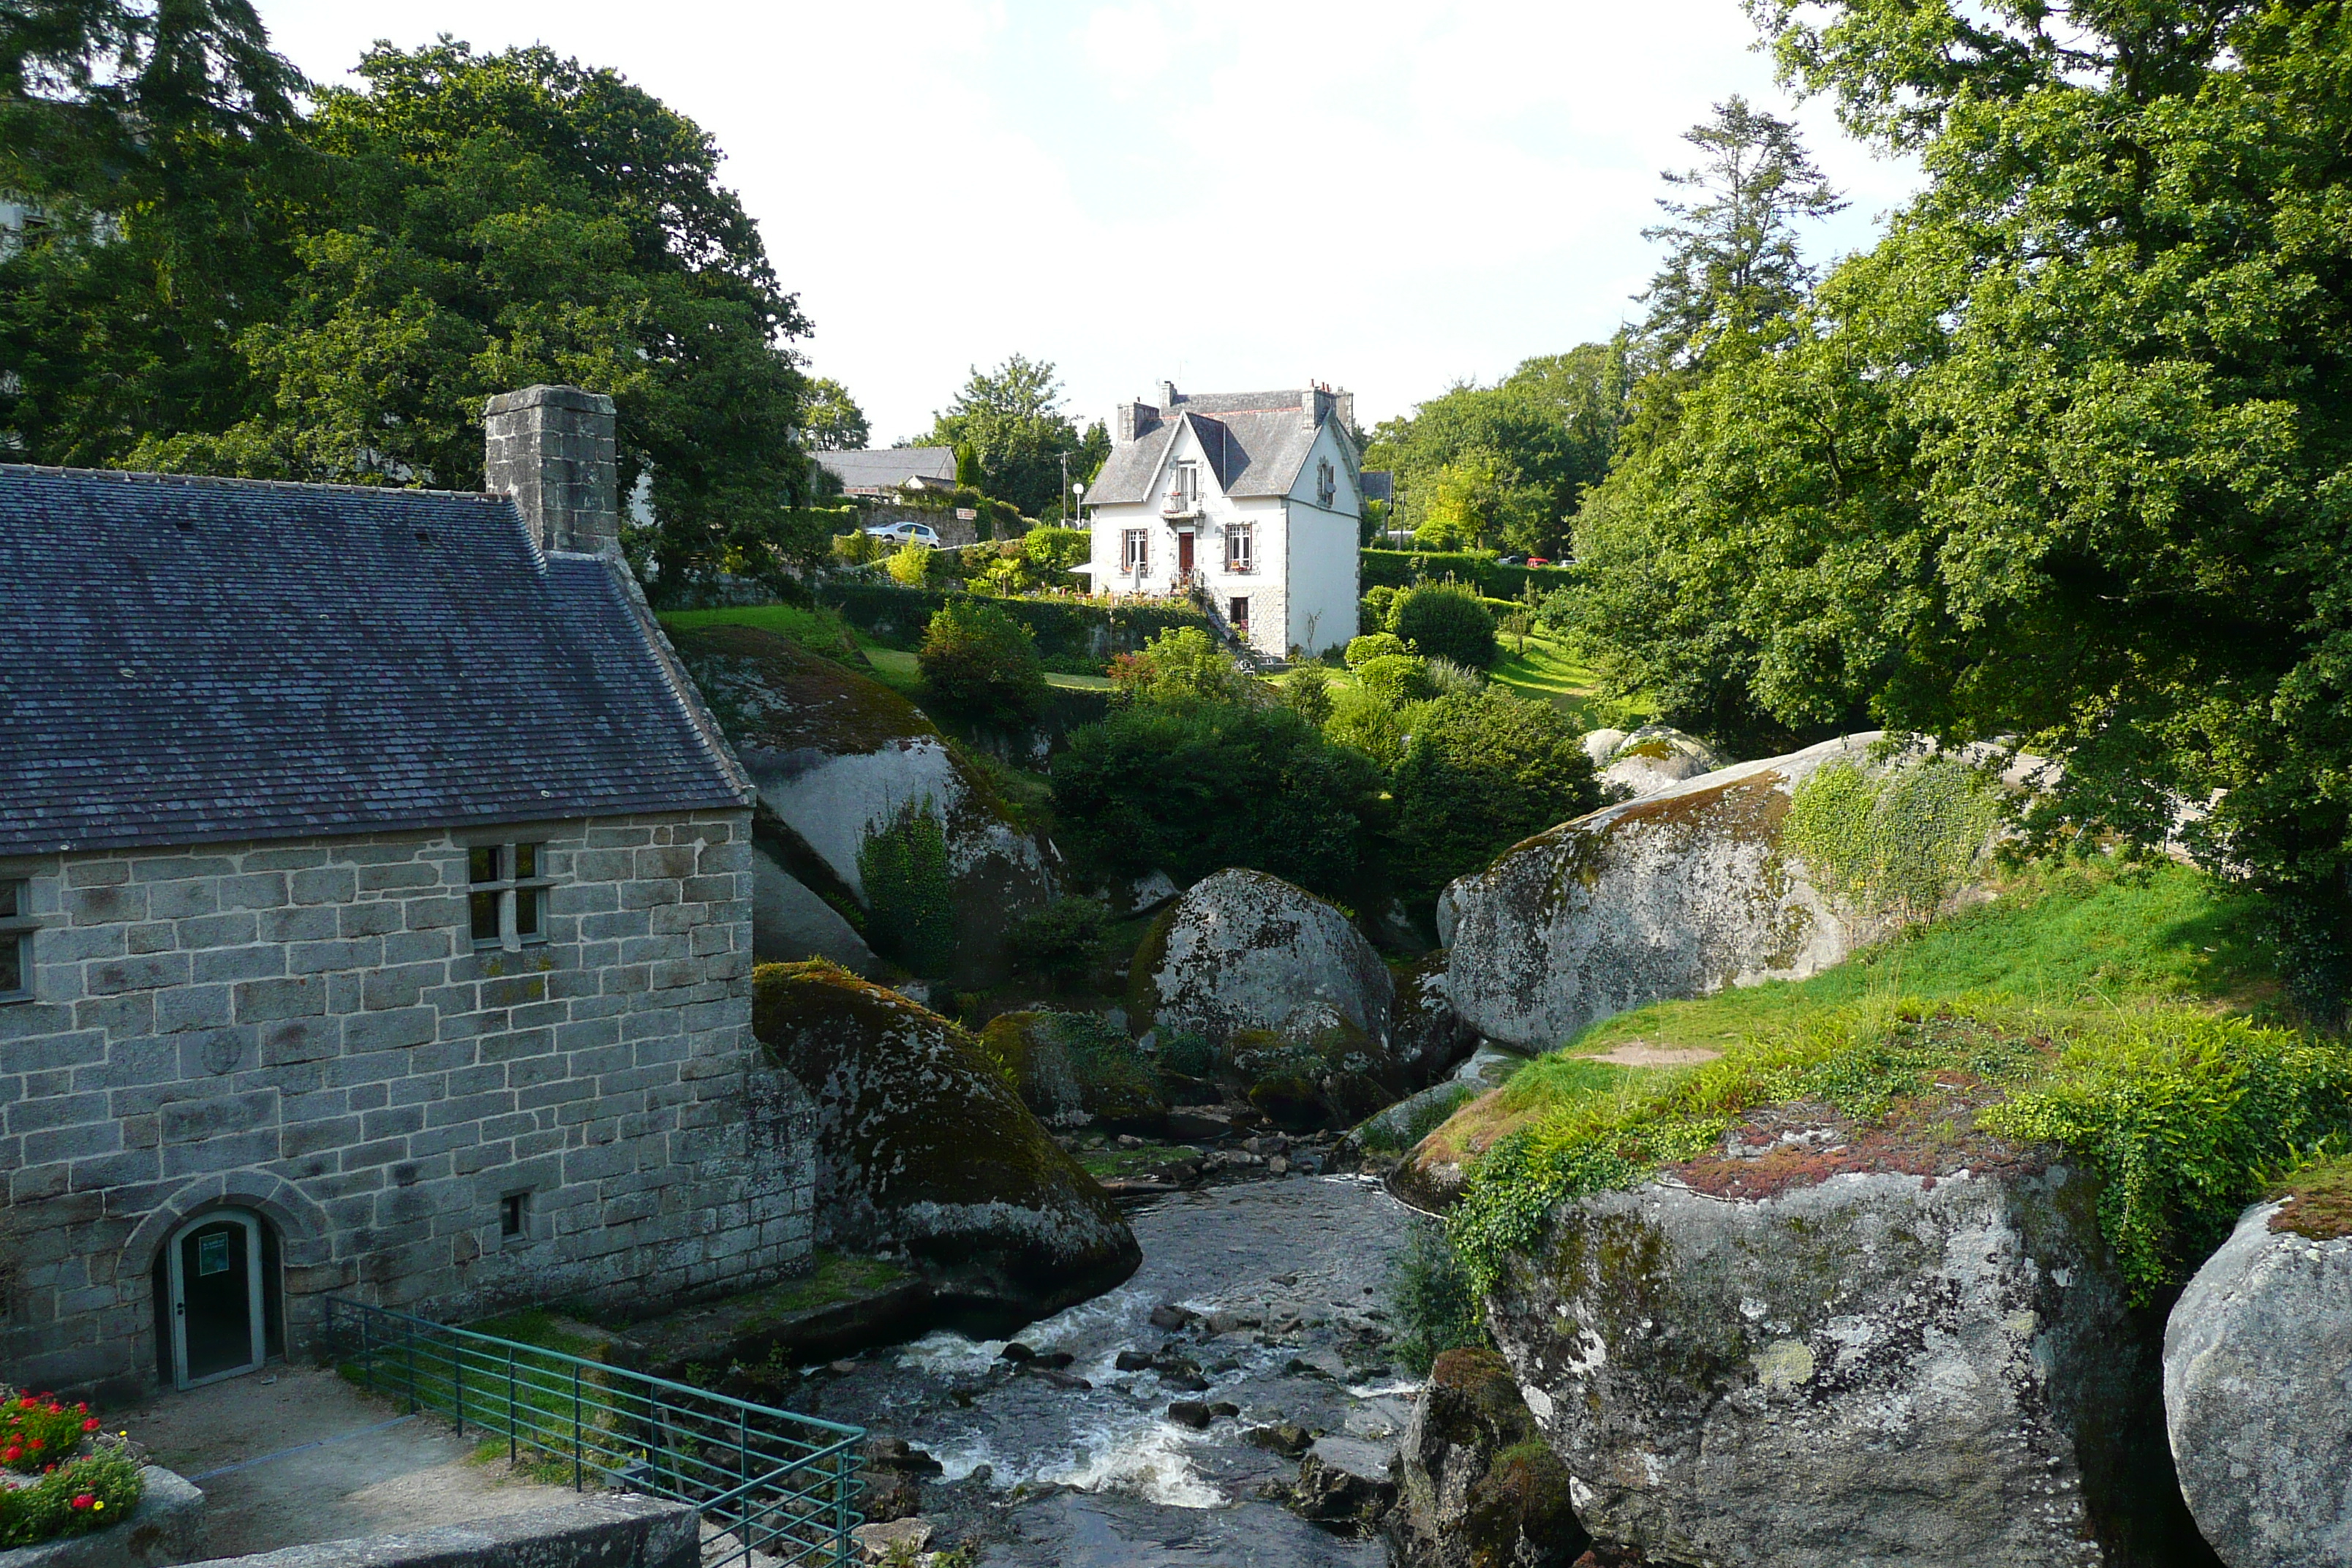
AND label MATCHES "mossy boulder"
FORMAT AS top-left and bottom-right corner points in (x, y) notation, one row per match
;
(2165, 1188), (2352, 1567)
(976, 1010), (1165, 1131)
(1441, 732), (2009, 1050)
(751, 961), (1139, 1328)
(674, 625), (1055, 983)
(1595, 724), (1723, 798)
(1384, 1347), (1588, 1568)
(1130, 867), (1404, 1129)
(1486, 1145), (2199, 1567)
